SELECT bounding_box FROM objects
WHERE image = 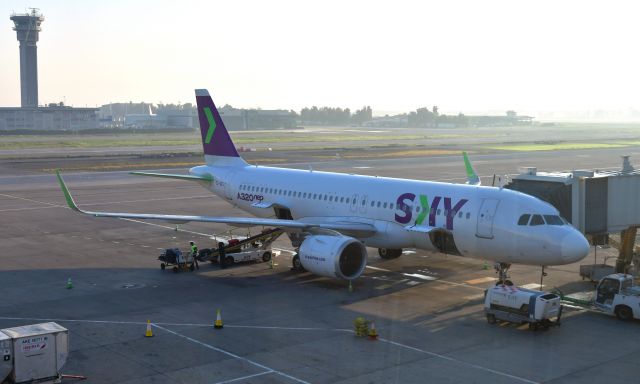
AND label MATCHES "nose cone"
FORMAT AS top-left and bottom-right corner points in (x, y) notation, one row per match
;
(561, 230), (590, 263)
